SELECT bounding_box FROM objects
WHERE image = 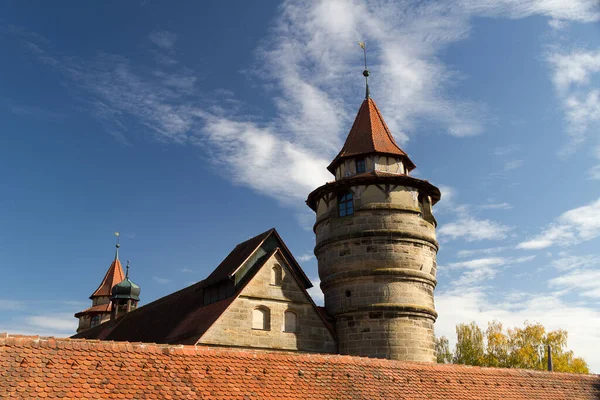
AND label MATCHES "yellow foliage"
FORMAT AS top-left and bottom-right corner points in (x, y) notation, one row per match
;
(437, 320), (589, 374)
